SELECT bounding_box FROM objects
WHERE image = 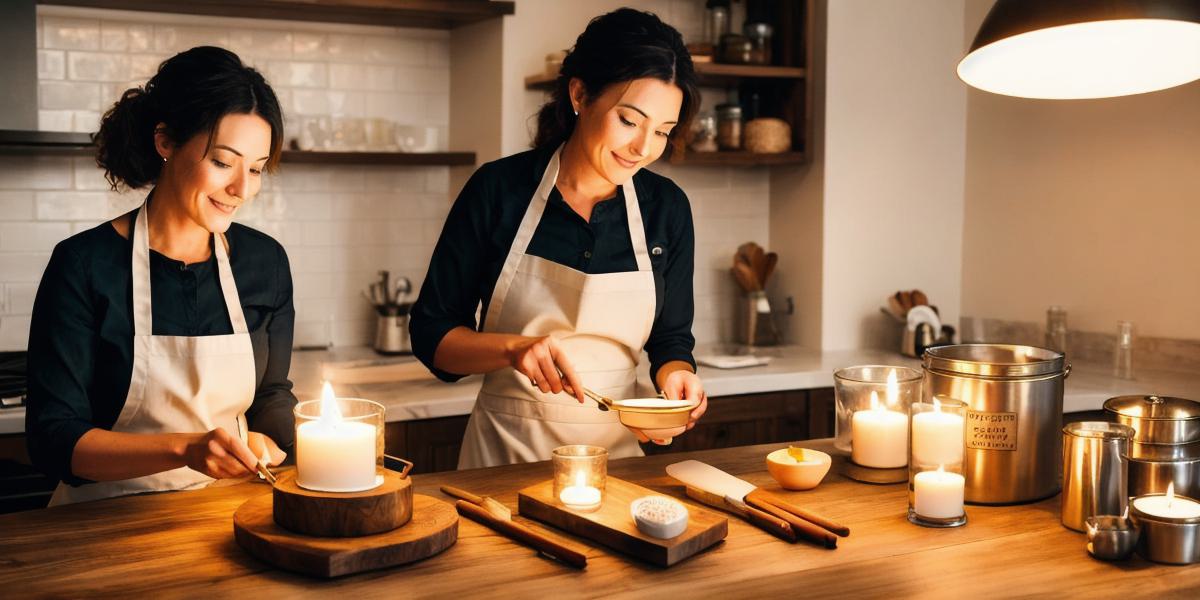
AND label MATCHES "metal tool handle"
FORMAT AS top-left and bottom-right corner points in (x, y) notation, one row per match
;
(383, 454), (413, 478)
